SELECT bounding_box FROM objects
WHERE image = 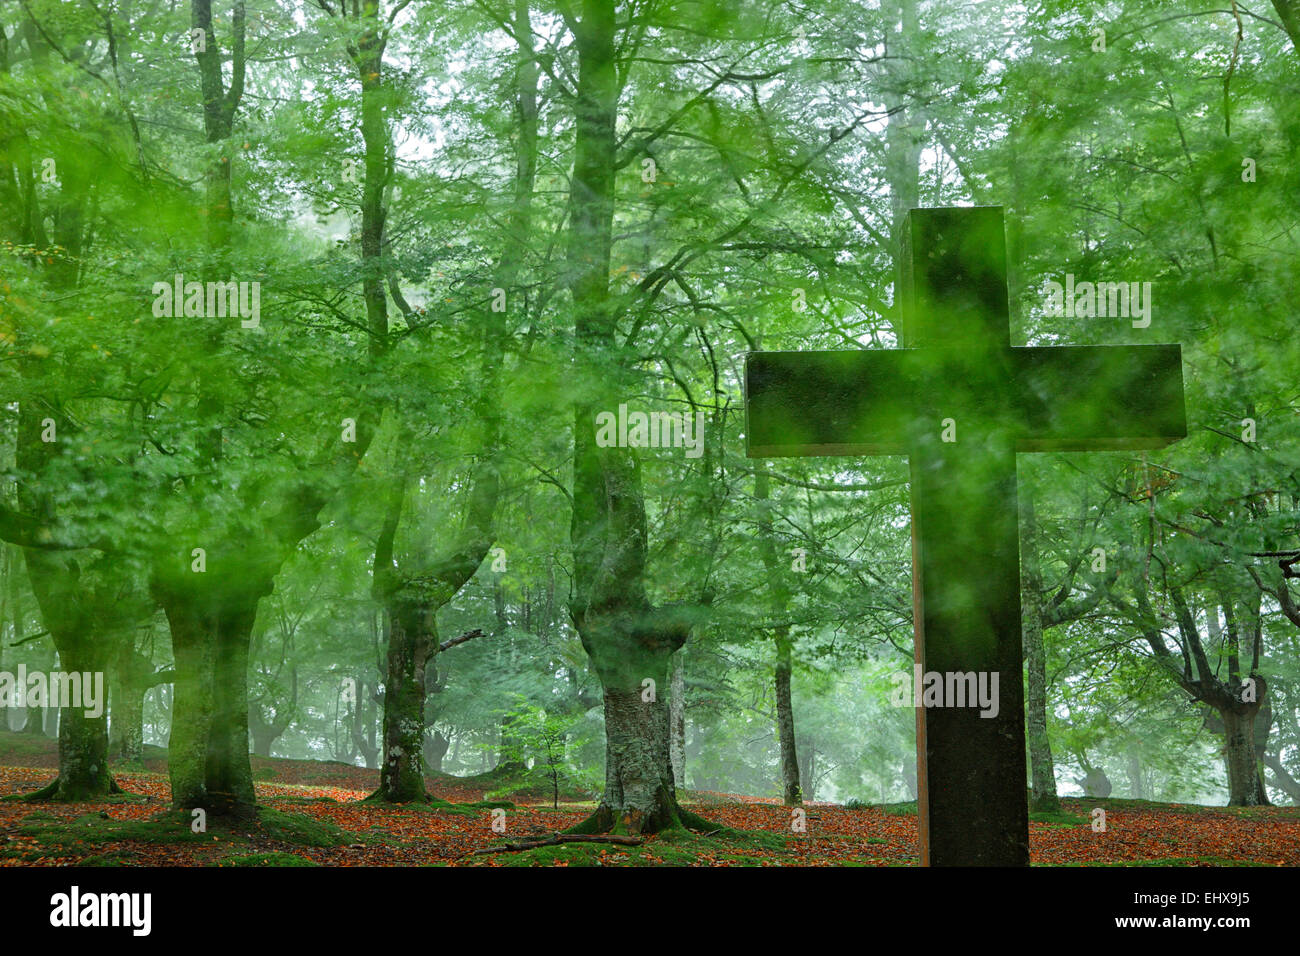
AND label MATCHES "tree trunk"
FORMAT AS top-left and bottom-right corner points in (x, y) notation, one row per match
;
(1020, 488), (1060, 812)
(576, 668), (685, 834)
(424, 729), (450, 774)
(797, 735), (816, 801)
(373, 601), (434, 802)
(21, 638), (117, 801)
(1079, 765), (1112, 798)
(1126, 744), (1146, 799)
(17, 550), (119, 800)
(250, 728), (275, 758)
(157, 580), (262, 815)
(1221, 706), (1270, 806)
(109, 675), (146, 766)
(669, 649), (686, 790)
(1264, 752), (1300, 803)
(563, 0), (705, 836)
(773, 631), (802, 805)
(496, 711), (527, 774)
(351, 679), (379, 769)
